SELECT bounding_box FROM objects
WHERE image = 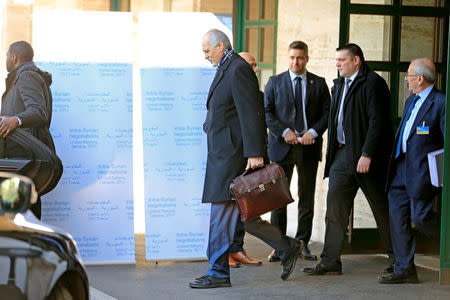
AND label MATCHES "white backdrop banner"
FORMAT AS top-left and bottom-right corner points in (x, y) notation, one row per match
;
(39, 62), (135, 263)
(34, 10), (135, 263)
(31, 10), (233, 262)
(141, 67), (214, 260)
